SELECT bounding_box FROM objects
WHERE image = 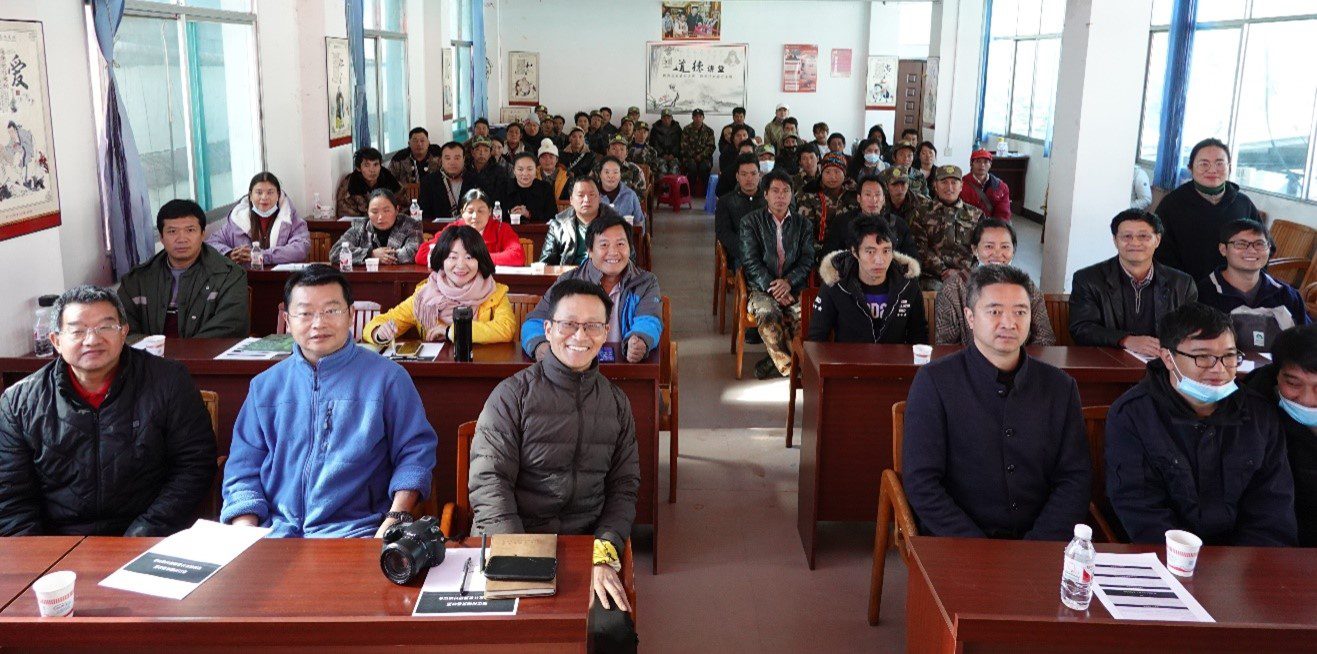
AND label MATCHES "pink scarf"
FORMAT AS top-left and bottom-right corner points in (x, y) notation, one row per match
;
(414, 271), (496, 336)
